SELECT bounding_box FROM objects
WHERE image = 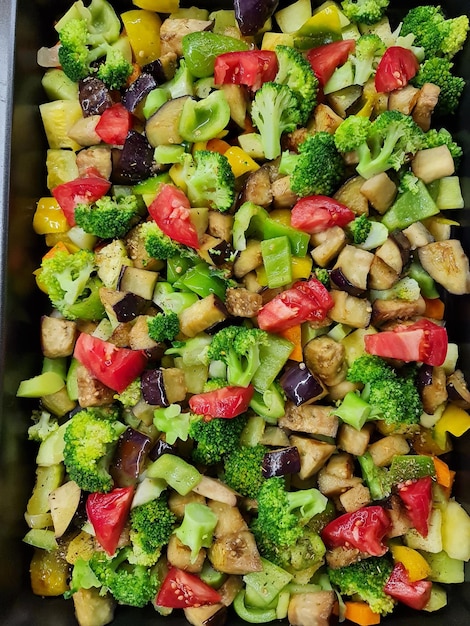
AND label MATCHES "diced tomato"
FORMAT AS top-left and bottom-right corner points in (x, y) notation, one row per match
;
(291, 195), (356, 234)
(52, 175), (111, 225)
(384, 562), (432, 610)
(321, 506), (391, 556)
(257, 278), (334, 333)
(364, 319), (448, 366)
(214, 50), (278, 91)
(74, 333), (147, 393)
(375, 46), (419, 93)
(148, 184), (199, 249)
(95, 103), (133, 146)
(157, 567), (222, 609)
(397, 476), (433, 537)
(86, 486), (134, 556)
(307, 39), (356, 86)
(189, 385), (254, 419)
